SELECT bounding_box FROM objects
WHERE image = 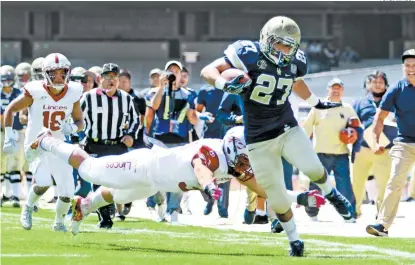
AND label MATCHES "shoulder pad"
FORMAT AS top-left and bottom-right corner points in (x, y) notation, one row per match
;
(68, 81), (83, 101)
(197, 145), (220, 172)
(292, 49), (308, 78)
(224, 40), (261, 73)
(23, 80), (44, 98)
(342, 102), (353, 109)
